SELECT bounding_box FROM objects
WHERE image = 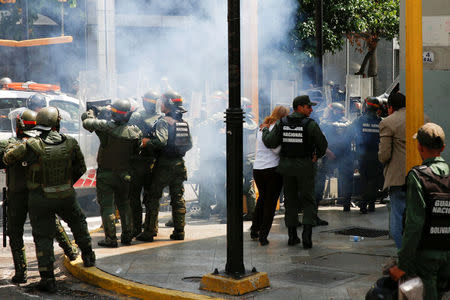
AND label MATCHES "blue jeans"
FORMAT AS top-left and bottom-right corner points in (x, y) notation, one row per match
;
(389, 186), (406, 249)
